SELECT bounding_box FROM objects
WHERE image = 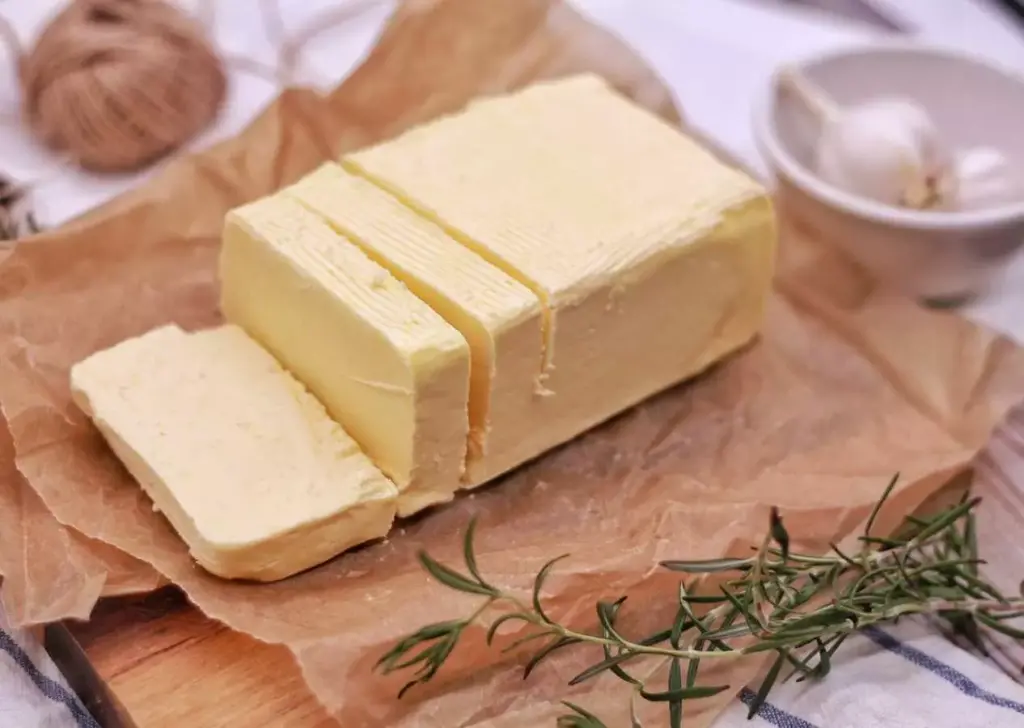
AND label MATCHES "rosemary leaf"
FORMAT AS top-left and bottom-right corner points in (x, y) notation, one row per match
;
(796, 633), (847, 682)
(598, 599), (643, 687)
(810, 638), (832, 678)
(462, 518), (491, 589)
(983, 610), (1024, 621)
(721, 586), (762, 633)
(661, 557), (754, 574)
(954, 571), (1007, 603)
(767, 550), (835, 566)
(747, 651), (785, 719)
(524, 636), (581, 679)
(397, 680), (420, 700)
(557, 702), (609, 728)
(686, 639), (704, 687)
(640, 684), (730, 702)
(976, 612), (1024, 640)
(638, 628), (674, 647)
(670, 603), (689, 648)
(859, 535), (903, 548)
(864, 473), (899, 538)
(418, 551), (497, 597)
(699, 623), (753, 641)
(769, 507), (790, 559)
(771, 606), (850, 635)
(486, 613), (533, 646)
(676, 582), (701, 624)
(502, 628), (559, 654)
(376, 620), (463, 671)
(569, 651), (642, 686)
(533, 554), (570, 624)
(965, 513), (979, 576)
(912, 498), (982, 544)
(668, 658), (684, 728)
(742, 630), (836, 655)
(595, 601), (632, 644)
(829, 542), (860, 569)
